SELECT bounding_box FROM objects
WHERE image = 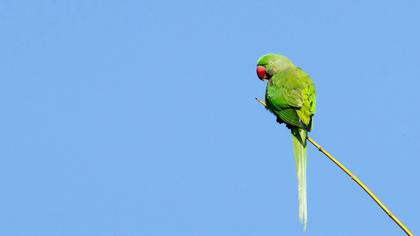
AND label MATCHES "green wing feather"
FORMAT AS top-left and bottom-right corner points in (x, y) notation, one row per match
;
(277, 109), (309, 130)
(265, 67), (315, 130)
